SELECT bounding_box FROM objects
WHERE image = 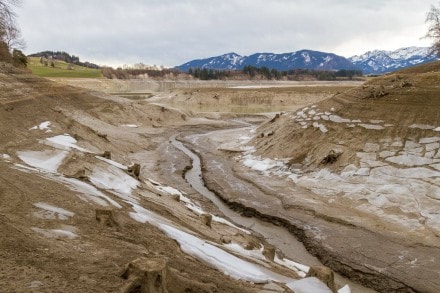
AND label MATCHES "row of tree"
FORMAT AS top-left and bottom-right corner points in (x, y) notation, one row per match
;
(187, 67), (232, 80)
(186, 65), (363, 81)
(29, 51), (100, 69)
